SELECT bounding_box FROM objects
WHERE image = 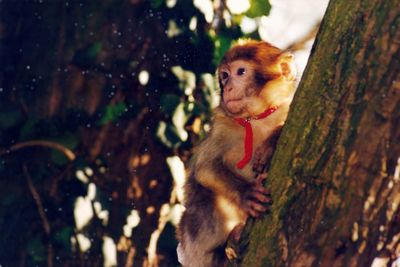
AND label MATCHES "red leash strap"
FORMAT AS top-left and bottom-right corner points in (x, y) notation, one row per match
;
(234, 118), (253, 169)
(234, 107), (277, 169)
